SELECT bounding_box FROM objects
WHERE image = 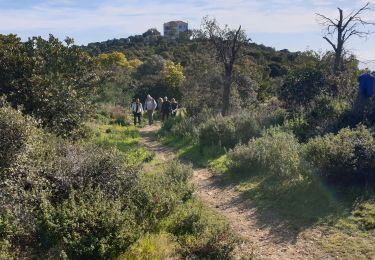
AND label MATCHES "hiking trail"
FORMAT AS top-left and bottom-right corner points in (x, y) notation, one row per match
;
(139, 124), (333, 260)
